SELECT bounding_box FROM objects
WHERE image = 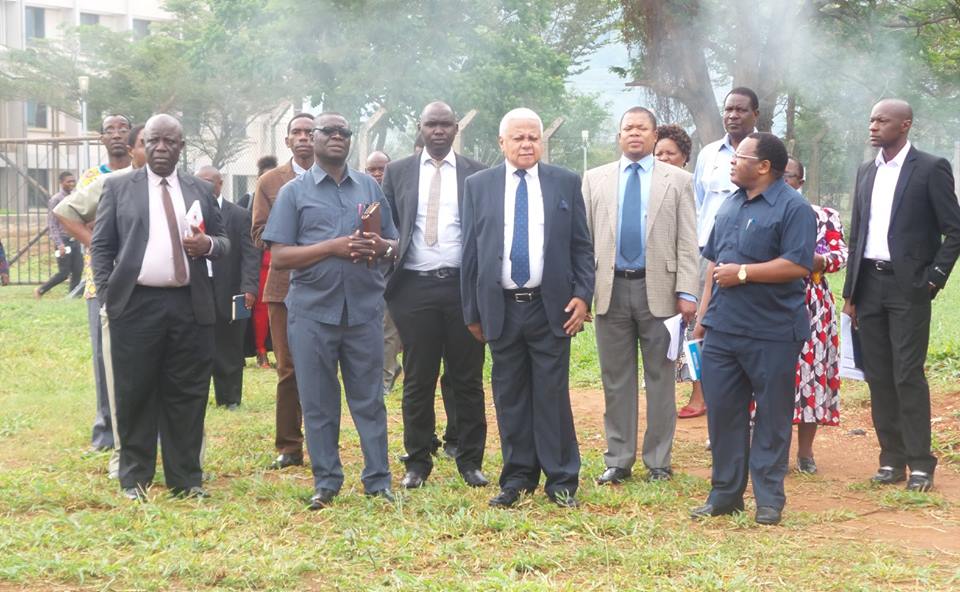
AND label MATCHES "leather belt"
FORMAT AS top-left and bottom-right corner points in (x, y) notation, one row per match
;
(614, 269), (646, 279)
(407, 267), (459, 279)
(863, 259), (893, 273)
(504, 287), (542, 302)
